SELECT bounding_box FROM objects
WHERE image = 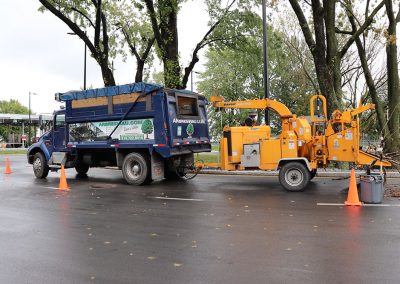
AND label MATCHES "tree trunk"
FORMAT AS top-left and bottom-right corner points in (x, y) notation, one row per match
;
(135, 60), (145, 83)
(100, 62), (115, 87)
(348, 13), (390, 142)
(159, 0), (181, 89)
(385, 0), (400, 153)
(289, 0), (339, 116)
(163, 56), (181, 89)
(324, 0), (342, 106)
(312, 14), (339, 115)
